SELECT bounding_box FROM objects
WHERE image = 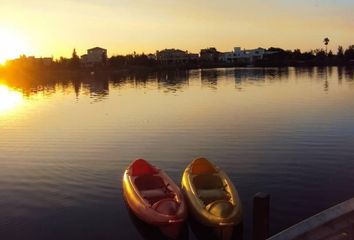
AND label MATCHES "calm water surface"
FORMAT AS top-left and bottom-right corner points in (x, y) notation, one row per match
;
(0, 67), (354, 239)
